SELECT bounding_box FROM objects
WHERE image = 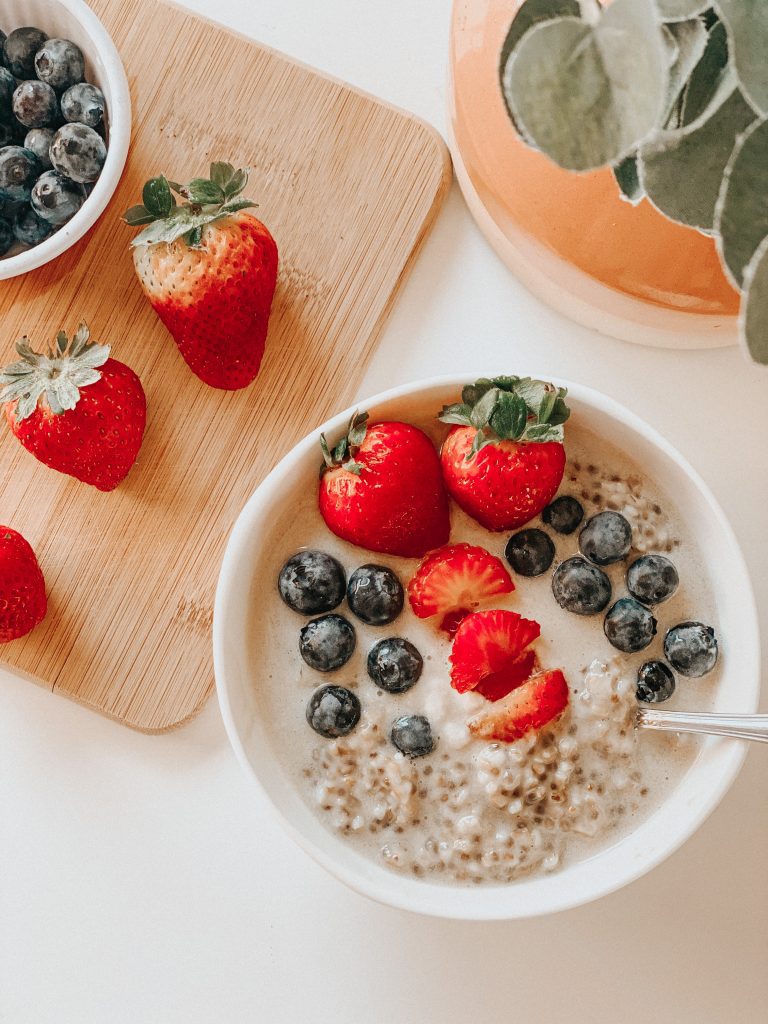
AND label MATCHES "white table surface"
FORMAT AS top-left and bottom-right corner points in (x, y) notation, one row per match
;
(2, 2), (767, 1021)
